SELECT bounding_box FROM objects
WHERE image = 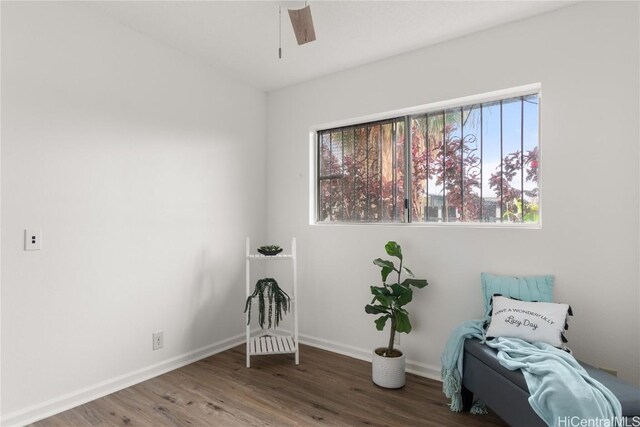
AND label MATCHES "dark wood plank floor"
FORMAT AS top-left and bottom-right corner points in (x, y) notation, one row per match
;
(31, 344), (507, 426)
